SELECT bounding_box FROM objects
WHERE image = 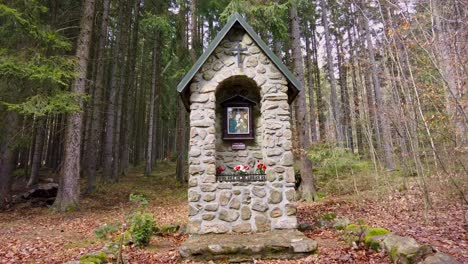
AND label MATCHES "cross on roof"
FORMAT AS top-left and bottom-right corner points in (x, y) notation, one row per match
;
(229, 42), (248, 67)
